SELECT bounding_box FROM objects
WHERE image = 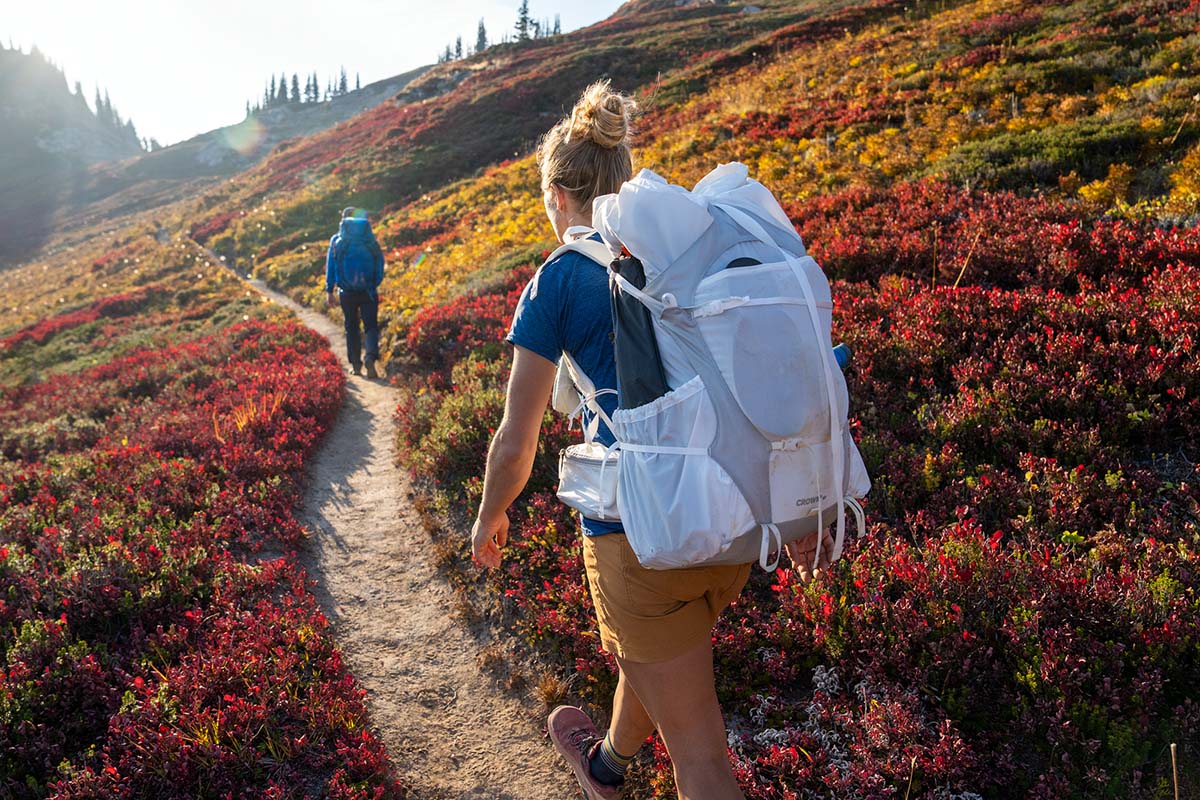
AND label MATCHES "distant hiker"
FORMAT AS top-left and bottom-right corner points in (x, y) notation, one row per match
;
(325, 207), (384, 377)
(470, 81), (835, 800)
